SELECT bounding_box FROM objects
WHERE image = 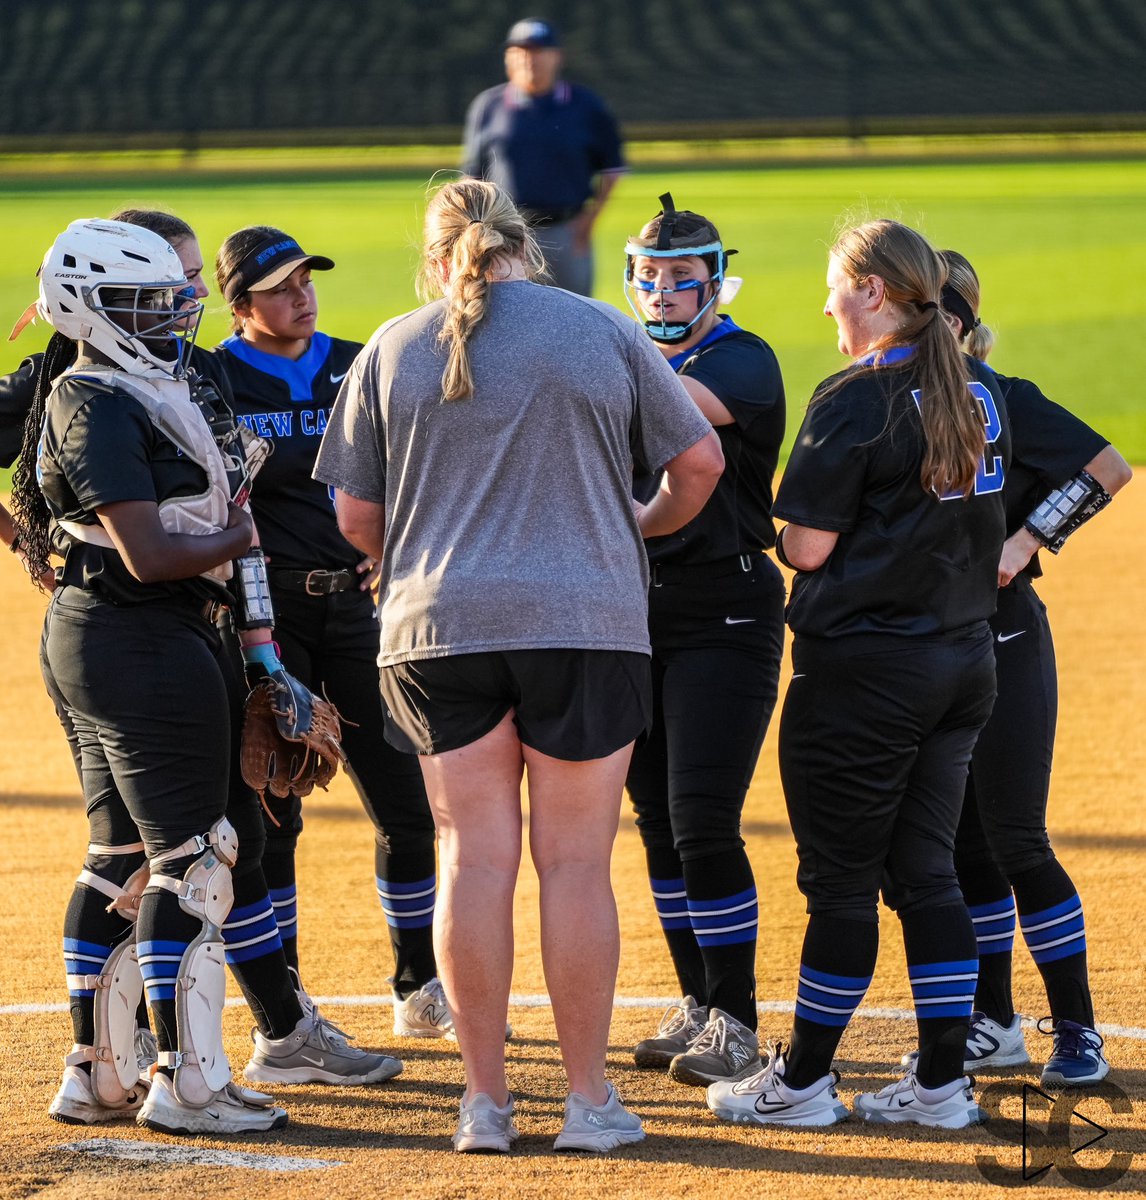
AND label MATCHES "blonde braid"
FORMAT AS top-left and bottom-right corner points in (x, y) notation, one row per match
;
(417, 179), (545, 402)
